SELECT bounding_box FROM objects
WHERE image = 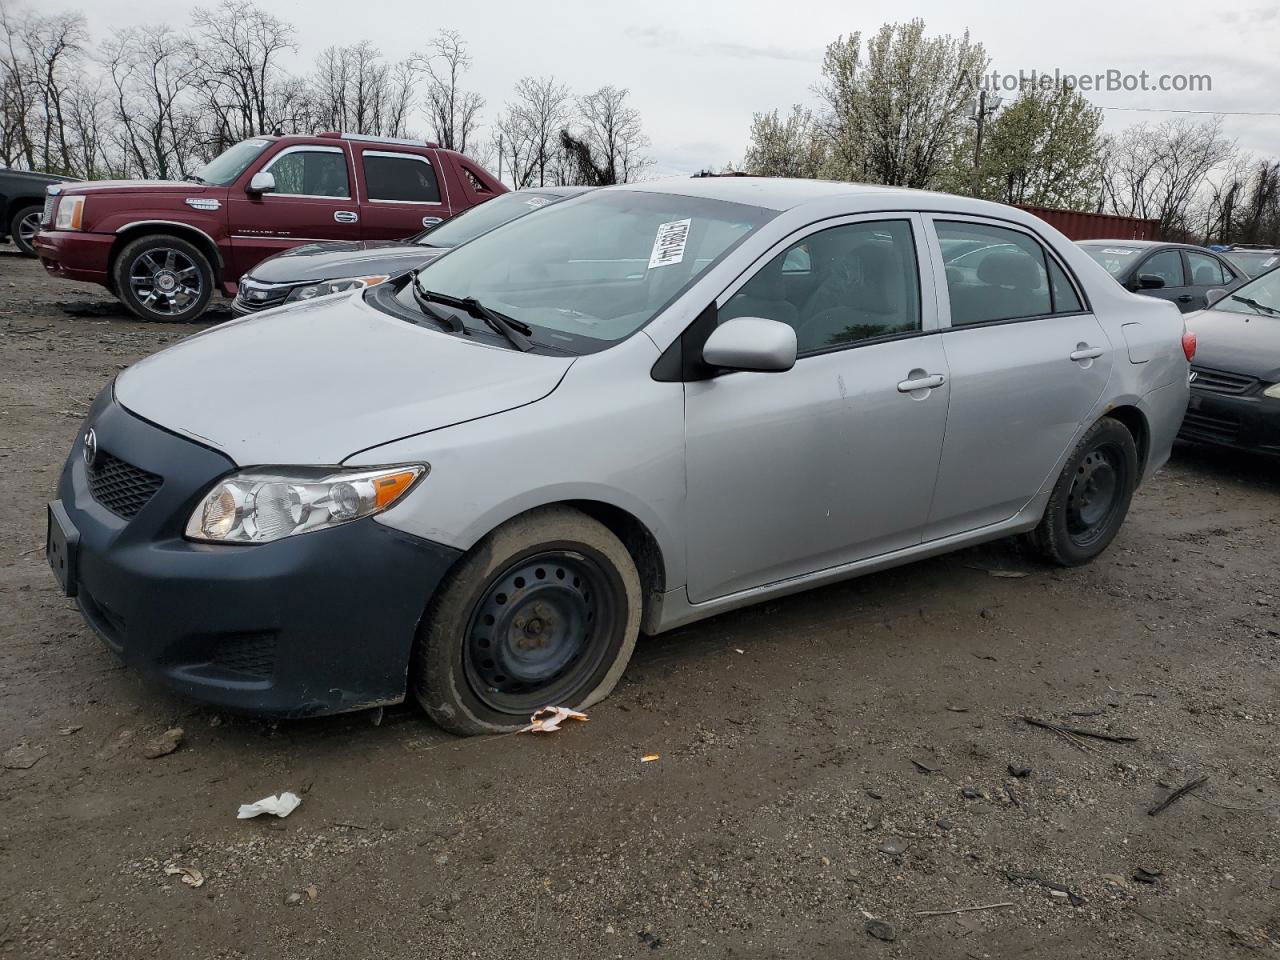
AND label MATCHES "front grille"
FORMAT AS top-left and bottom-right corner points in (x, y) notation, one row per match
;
(1190, 366), (1258, 395)
(41, 194), (56, 226)
(88, 452), (163, 519)
(1180, 409), (1240, 444)
(212, 633), (277, 680)
(237, 280), (289, 311)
